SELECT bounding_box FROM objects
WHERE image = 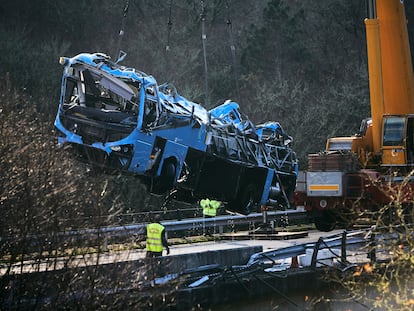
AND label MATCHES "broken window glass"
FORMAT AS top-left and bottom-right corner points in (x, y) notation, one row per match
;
(61, 65), (140, 125)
